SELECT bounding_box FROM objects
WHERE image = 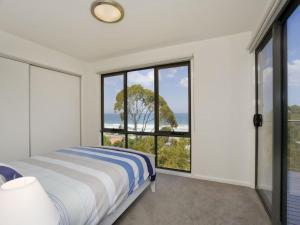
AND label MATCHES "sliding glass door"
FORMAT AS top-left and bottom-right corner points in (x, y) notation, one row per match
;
(286, 4), (300, 224)
(254, 1), (300, 224)
(255, 37), (274, 214)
